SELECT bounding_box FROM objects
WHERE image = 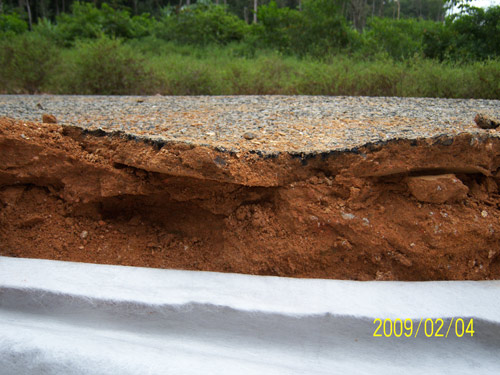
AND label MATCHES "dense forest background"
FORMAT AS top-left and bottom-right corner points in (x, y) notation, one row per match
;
(0, 0), (499, 98)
